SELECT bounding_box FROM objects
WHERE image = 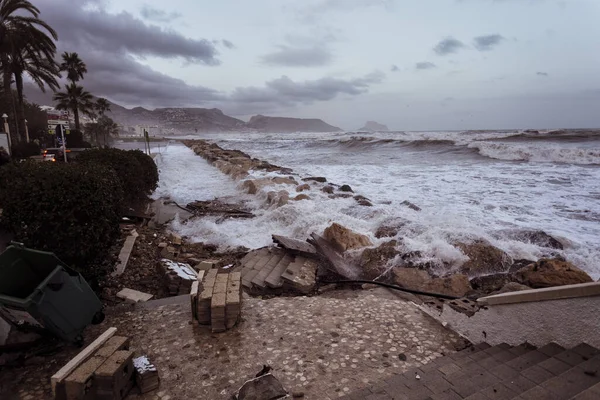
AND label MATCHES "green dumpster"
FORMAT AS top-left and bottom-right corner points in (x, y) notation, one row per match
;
(0, 244), (104, 343)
